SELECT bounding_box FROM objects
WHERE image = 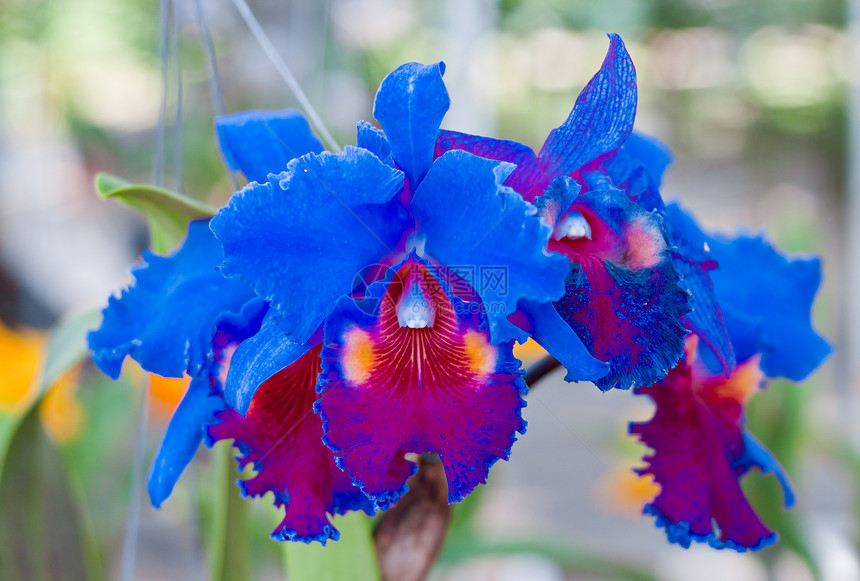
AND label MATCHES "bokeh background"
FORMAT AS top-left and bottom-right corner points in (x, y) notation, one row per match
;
(0, 0), (853, 579)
